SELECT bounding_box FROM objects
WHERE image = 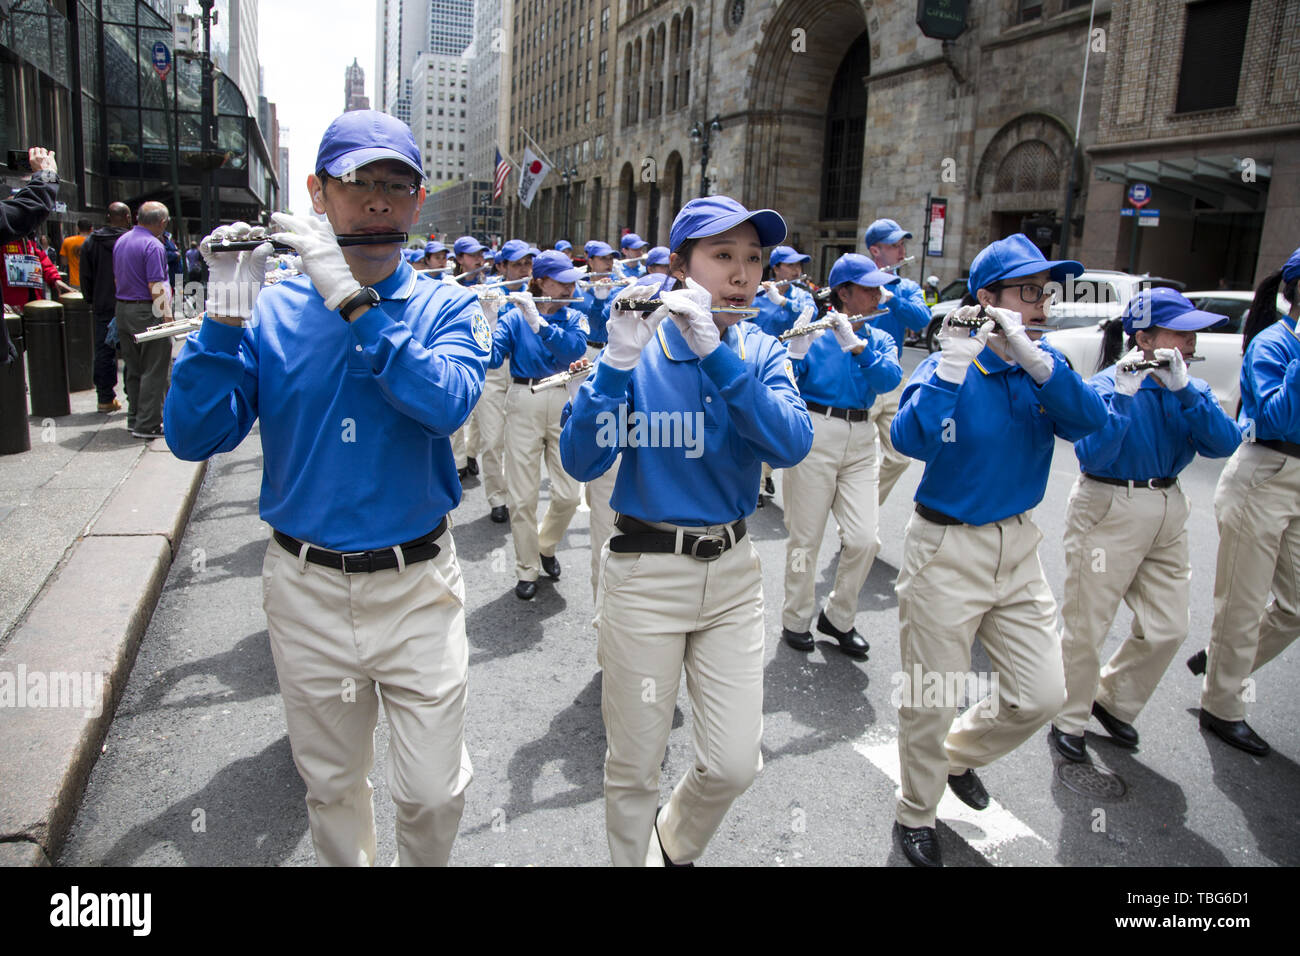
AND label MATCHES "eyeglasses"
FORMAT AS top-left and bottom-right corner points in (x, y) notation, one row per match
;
(1001, 283), (1048, 304)
(325, 175), (420, 198)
